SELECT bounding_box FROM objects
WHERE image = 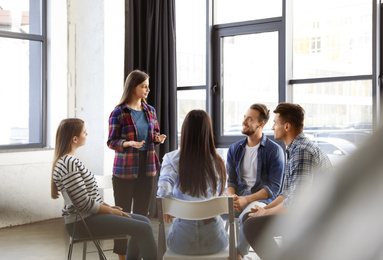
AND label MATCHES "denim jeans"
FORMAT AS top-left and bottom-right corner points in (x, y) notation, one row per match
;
(167, 216), (229, 255)
(66, 213), (157, 260)
(237, 201), (266, 256)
